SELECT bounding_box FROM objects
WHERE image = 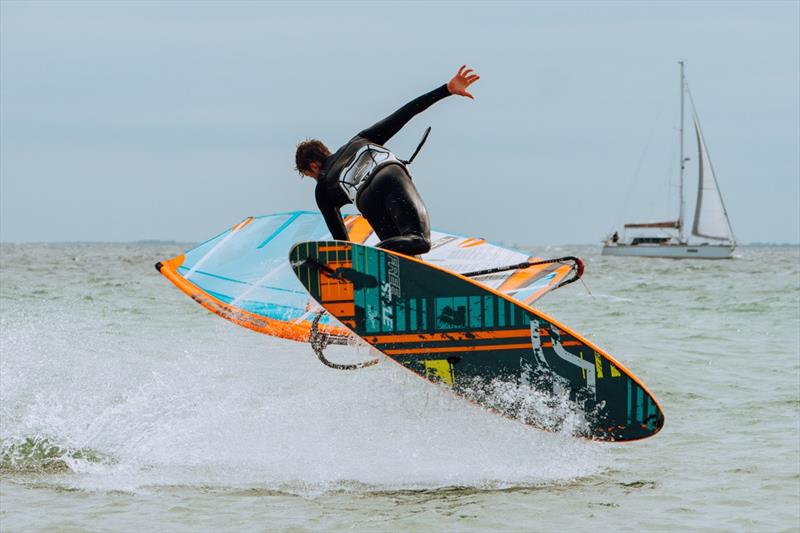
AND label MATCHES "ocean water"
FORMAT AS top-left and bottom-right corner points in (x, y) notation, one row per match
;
(1, 243), (798, 531)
